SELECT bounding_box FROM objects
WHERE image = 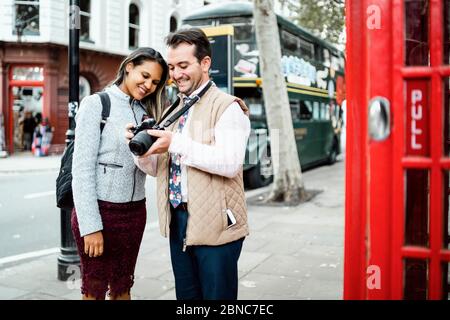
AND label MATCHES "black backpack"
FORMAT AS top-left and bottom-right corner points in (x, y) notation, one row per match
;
(56, 92), (111, 209)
